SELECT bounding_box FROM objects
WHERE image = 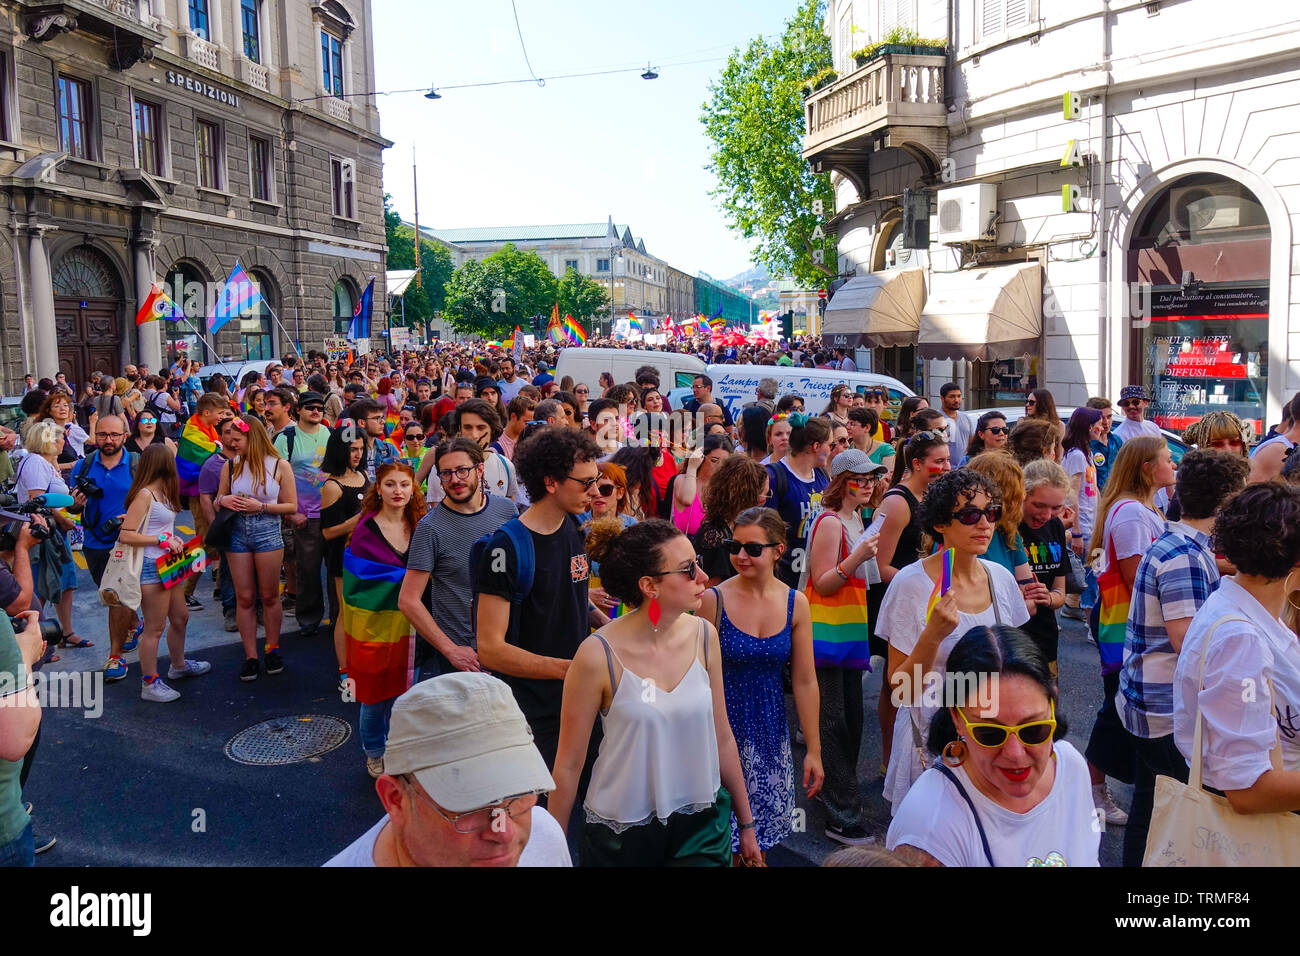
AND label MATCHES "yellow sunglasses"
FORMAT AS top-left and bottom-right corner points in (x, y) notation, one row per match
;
(956, 699), (1056, 748)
